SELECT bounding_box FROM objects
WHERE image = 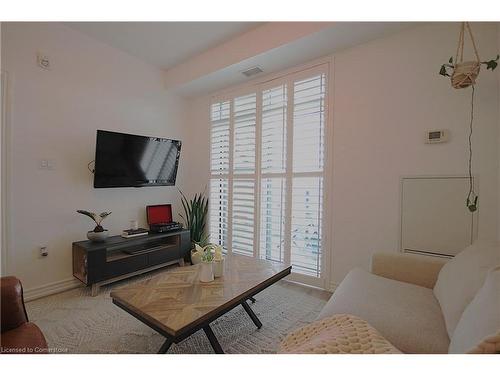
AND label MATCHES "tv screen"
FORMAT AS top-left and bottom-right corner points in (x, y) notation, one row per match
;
(93, 130), (181, 188)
